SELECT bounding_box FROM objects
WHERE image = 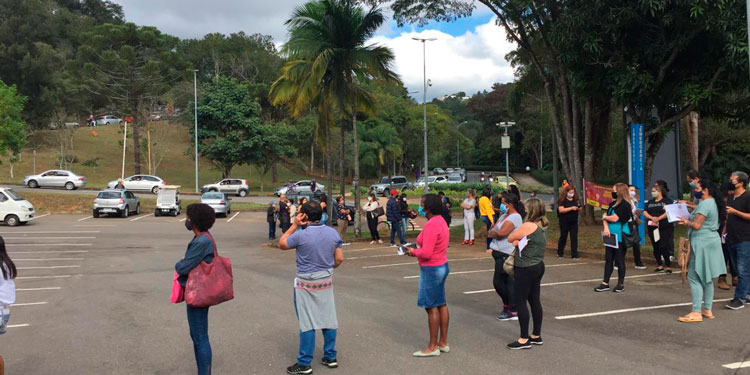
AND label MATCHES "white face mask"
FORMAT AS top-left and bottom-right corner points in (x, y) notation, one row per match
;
(567, 192), (575, 198)
(629, 191), (636, 198)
